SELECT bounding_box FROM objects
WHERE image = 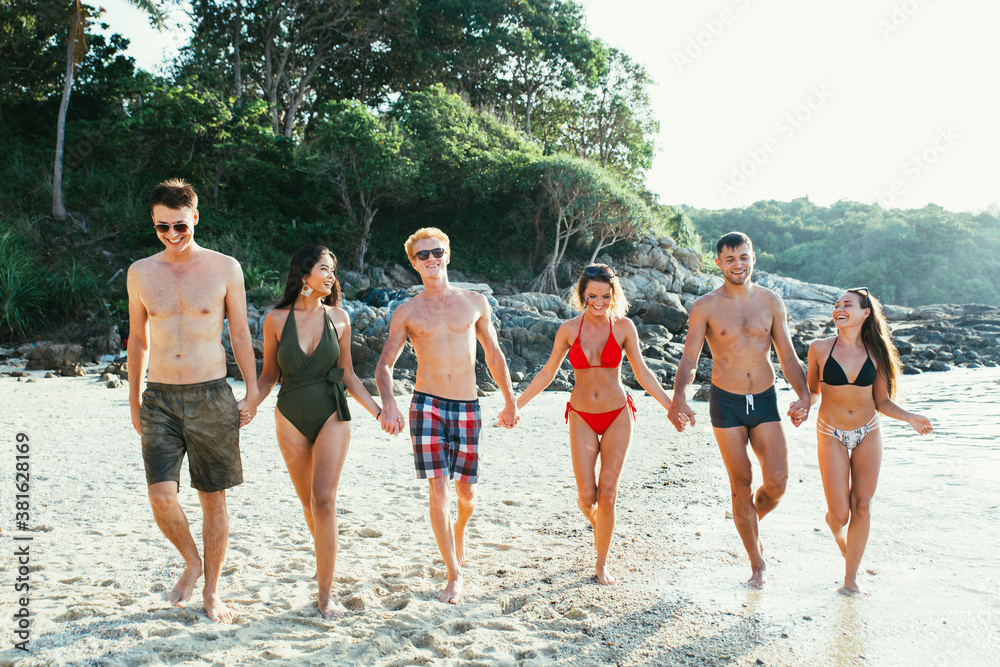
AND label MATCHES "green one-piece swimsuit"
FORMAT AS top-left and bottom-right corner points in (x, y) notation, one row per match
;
(276, 306), (351, 439)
